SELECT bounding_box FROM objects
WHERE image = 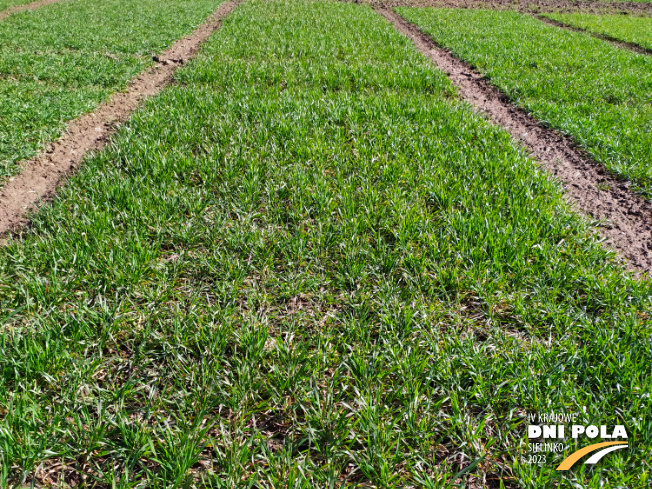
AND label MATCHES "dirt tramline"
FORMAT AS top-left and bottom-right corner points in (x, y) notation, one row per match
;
(0, 0), (66, 21)
(344, 0), (652, 15)
(0, 0), (241, 236)
(539, 14), (652, 54)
